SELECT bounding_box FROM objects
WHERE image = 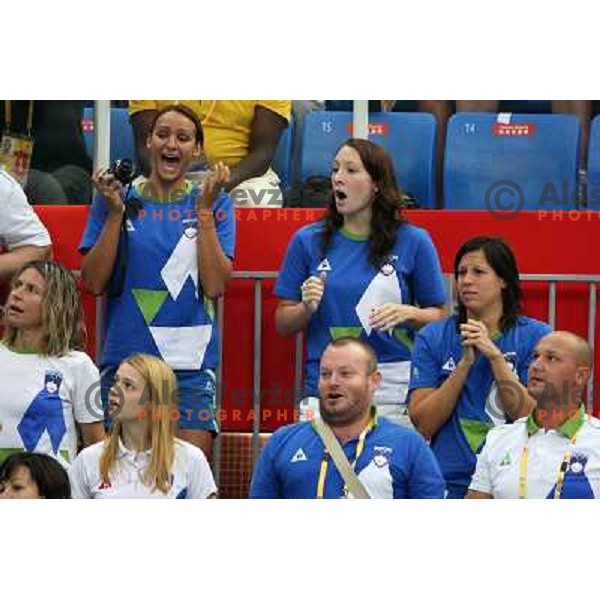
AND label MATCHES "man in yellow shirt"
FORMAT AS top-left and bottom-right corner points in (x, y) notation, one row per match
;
(129, 100), (291, 208)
